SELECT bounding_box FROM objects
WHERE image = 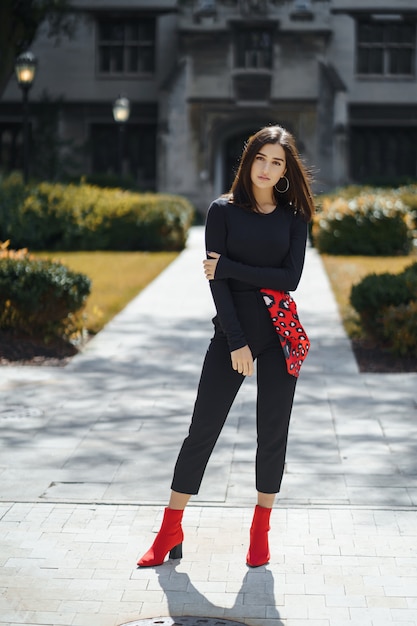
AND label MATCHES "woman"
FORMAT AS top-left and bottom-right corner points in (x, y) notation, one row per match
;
(137, 124), (315, 568)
